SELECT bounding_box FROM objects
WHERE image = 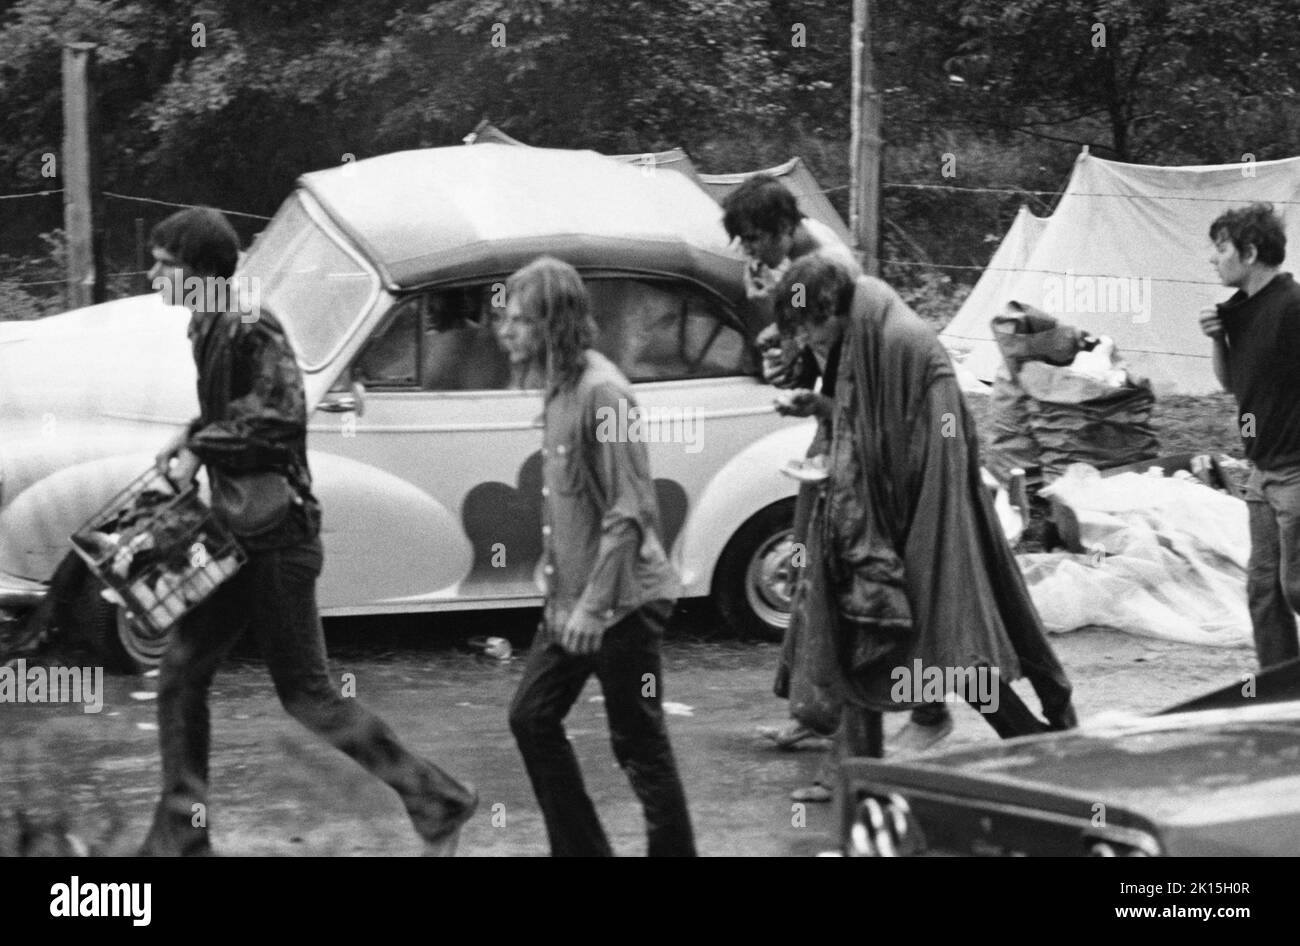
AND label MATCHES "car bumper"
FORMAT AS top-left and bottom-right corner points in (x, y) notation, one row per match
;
(0, 569), (47, 608)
